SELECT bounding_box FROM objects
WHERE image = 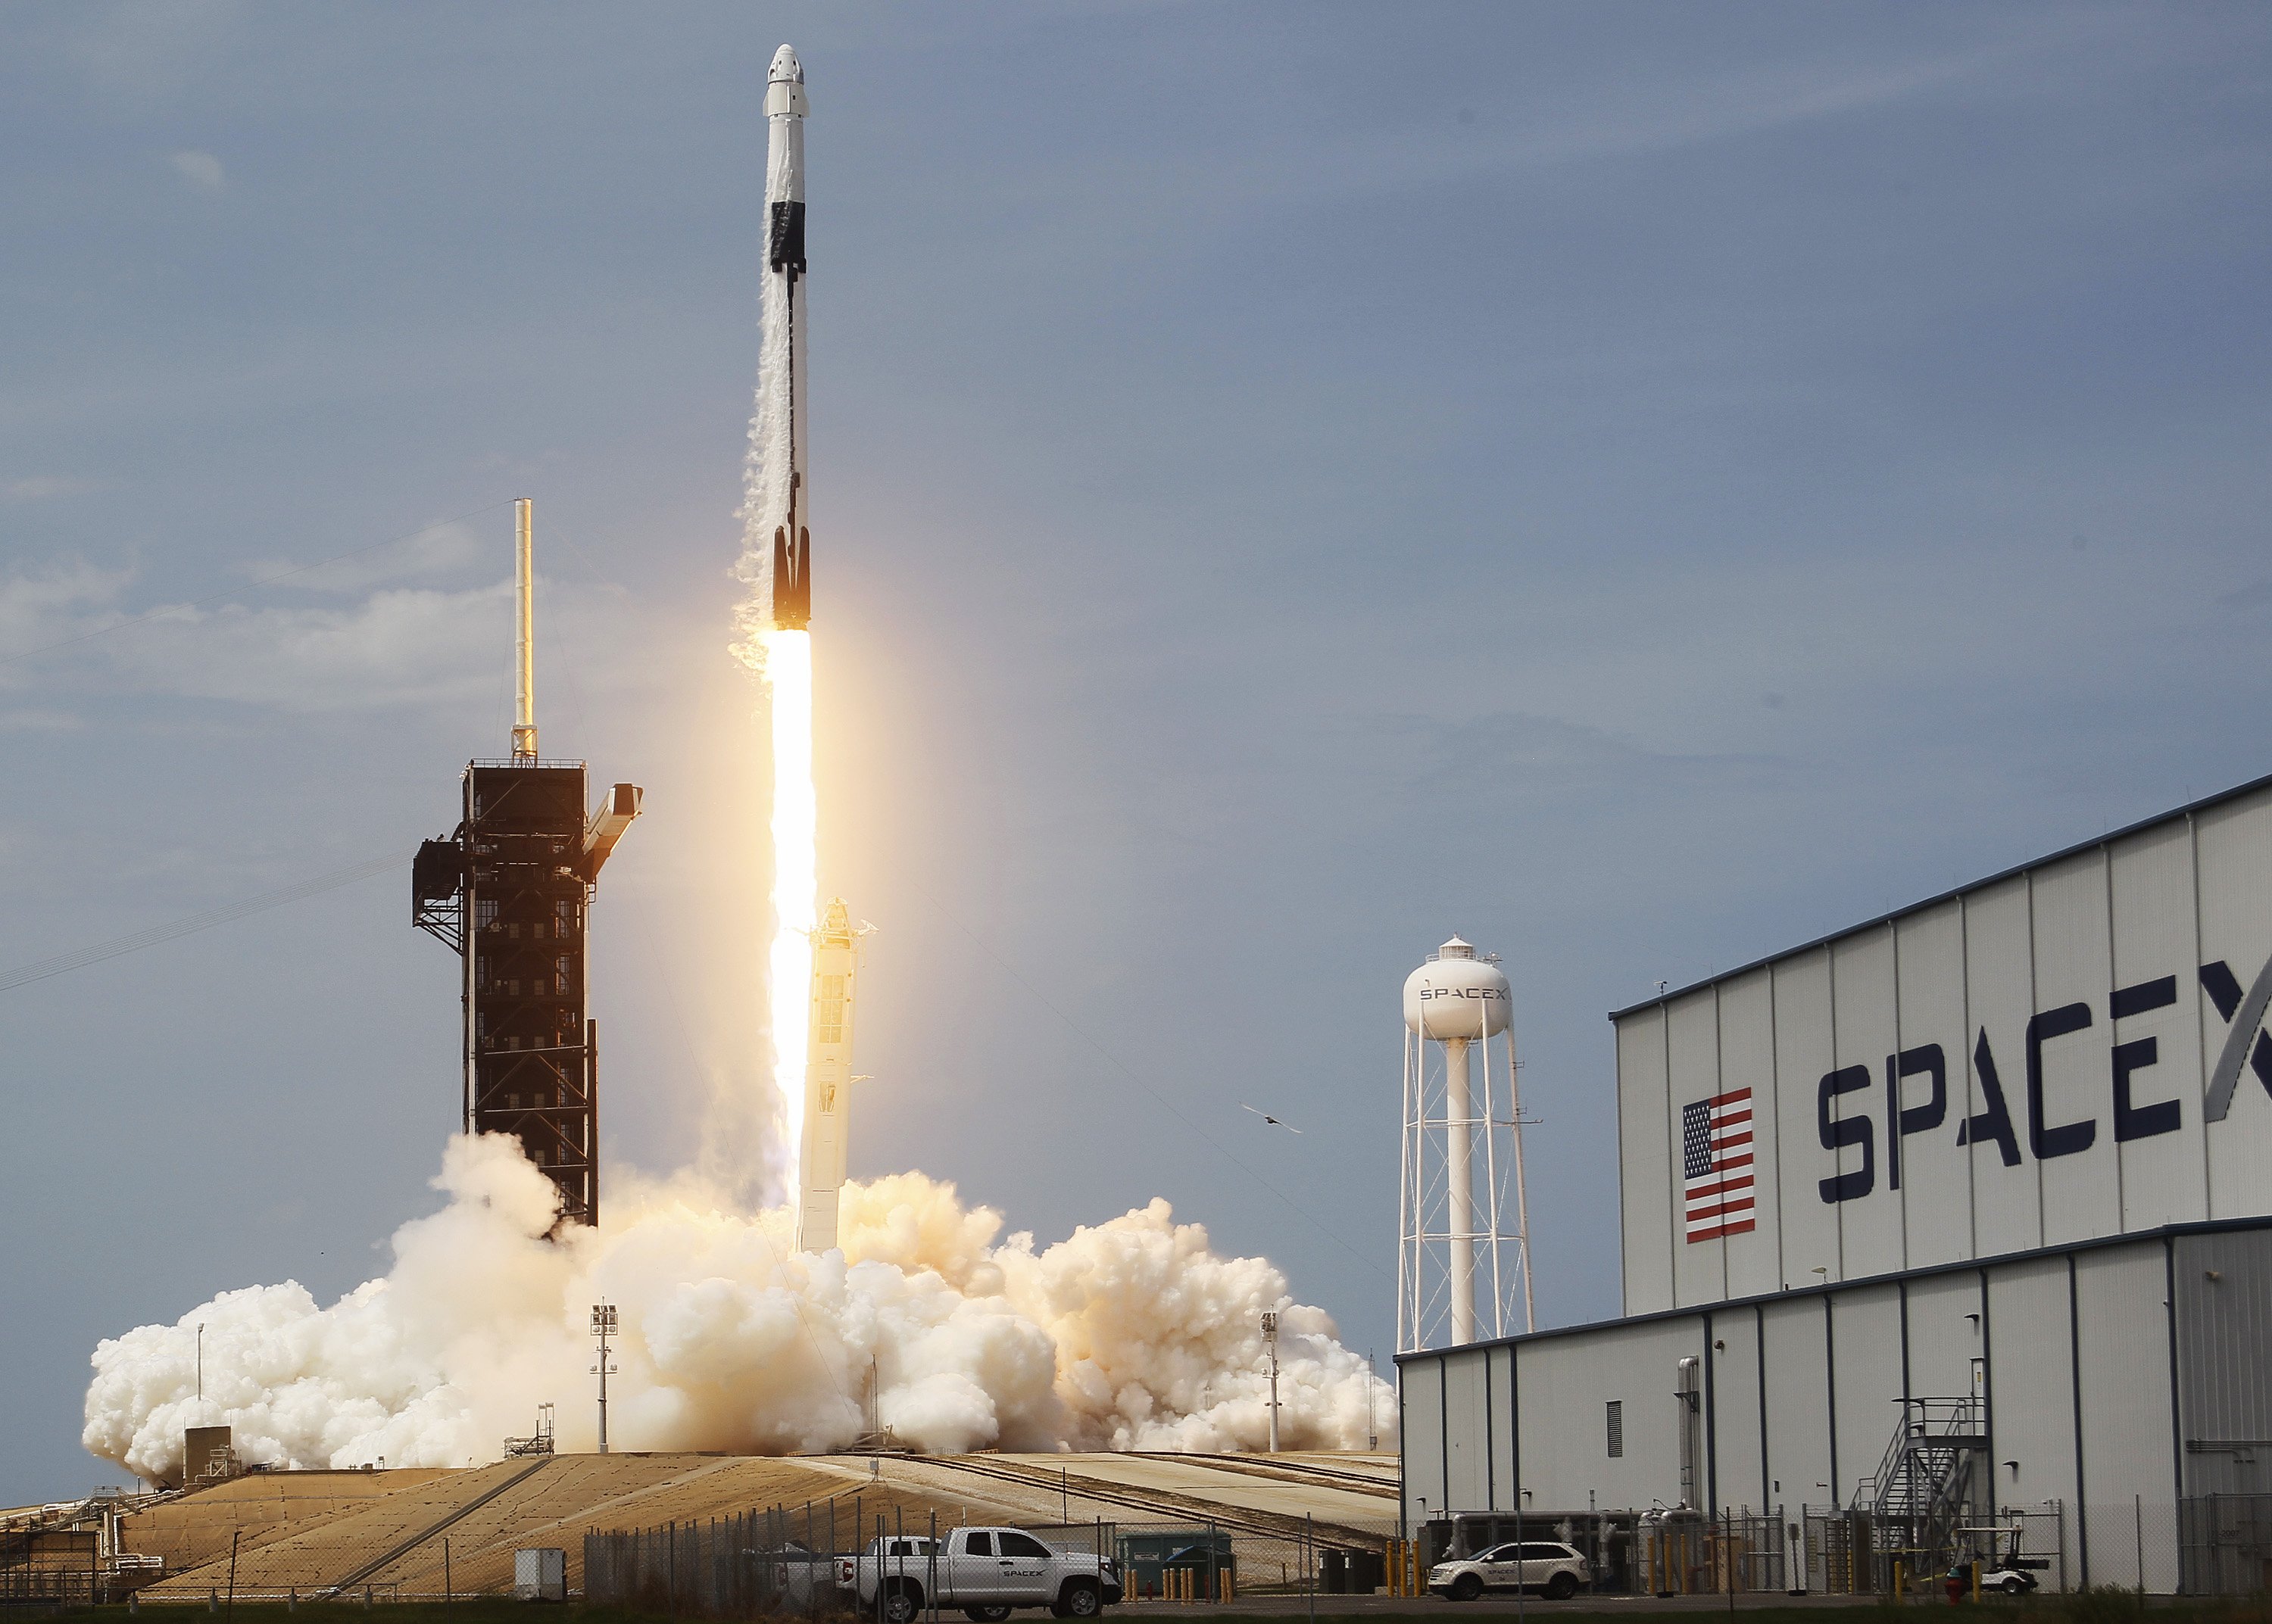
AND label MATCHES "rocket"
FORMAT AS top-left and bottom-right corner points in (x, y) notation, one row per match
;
(763, 43), (812, 630)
